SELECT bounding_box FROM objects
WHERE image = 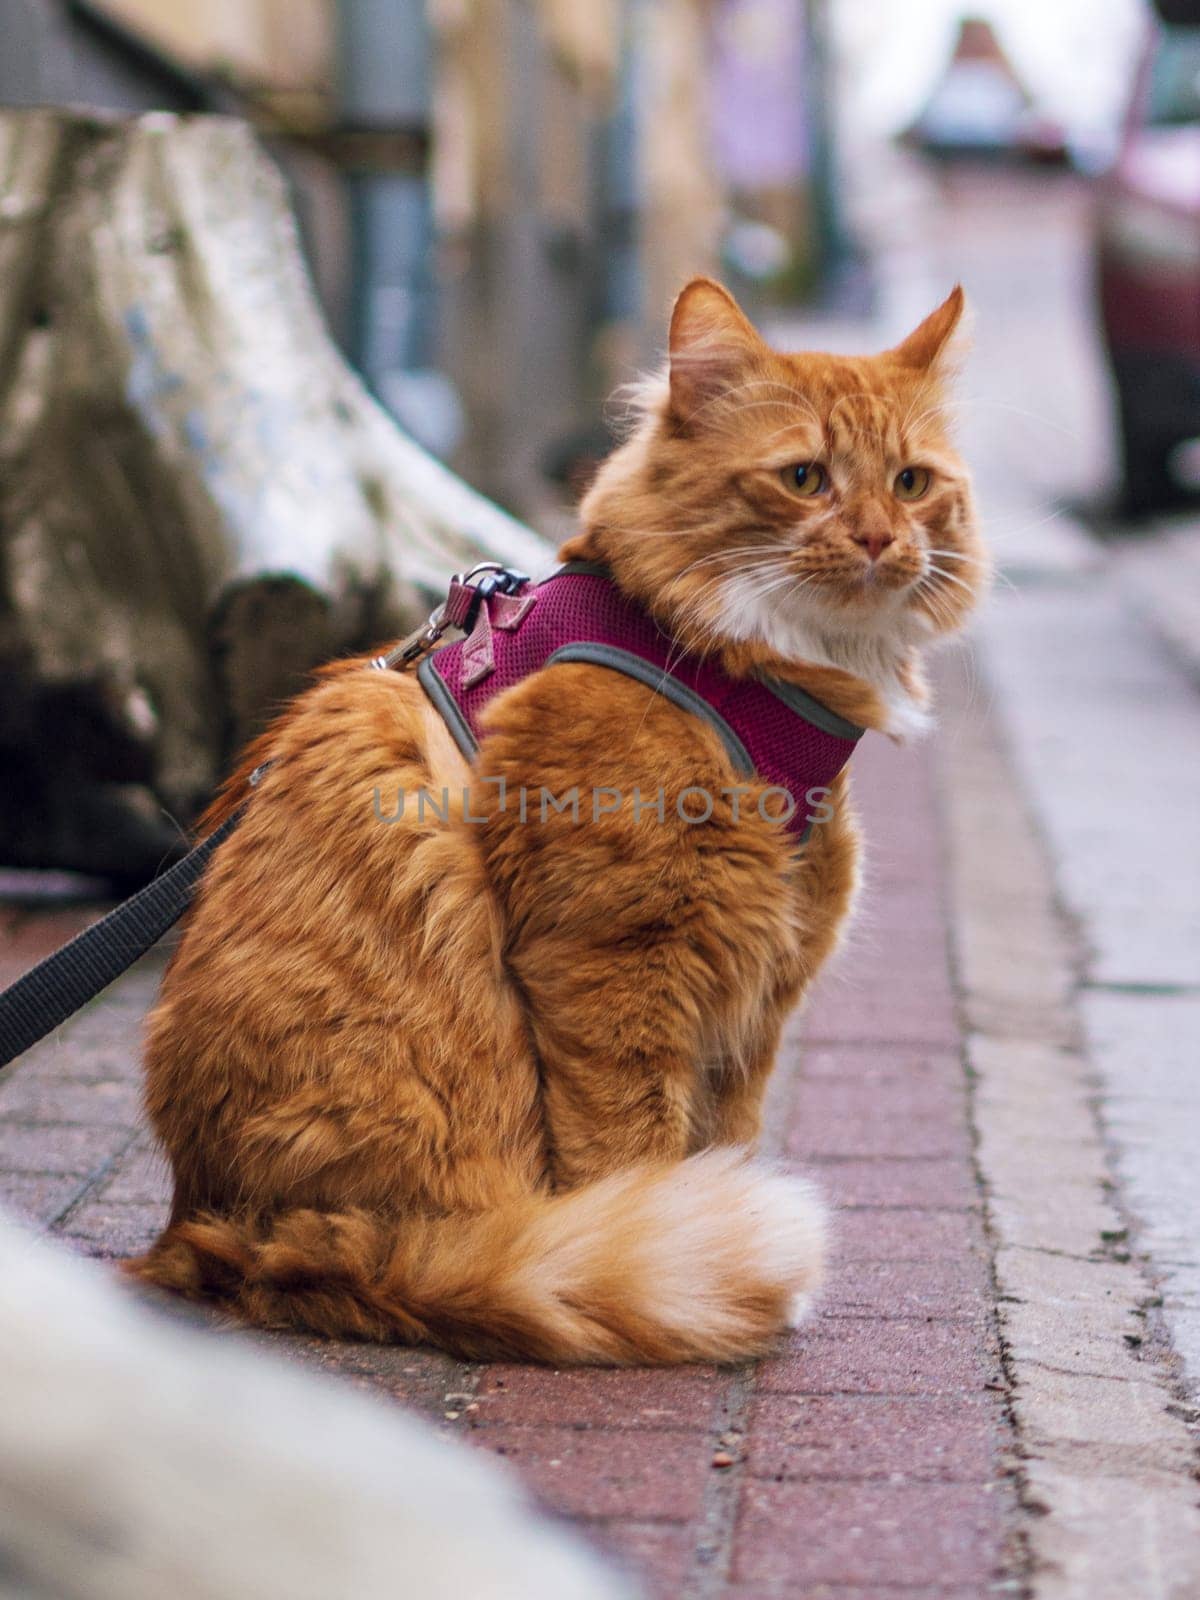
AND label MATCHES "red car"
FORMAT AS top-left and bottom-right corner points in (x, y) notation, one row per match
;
(1096, 10), (1200, 511)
